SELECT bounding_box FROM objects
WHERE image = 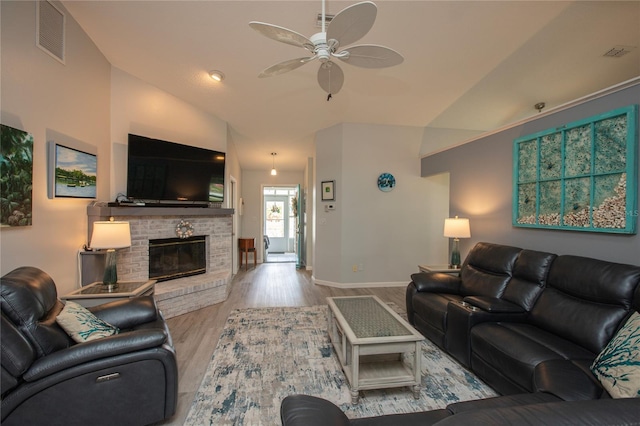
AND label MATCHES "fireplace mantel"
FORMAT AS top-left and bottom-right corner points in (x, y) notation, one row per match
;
(87, 204), (234, 218)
